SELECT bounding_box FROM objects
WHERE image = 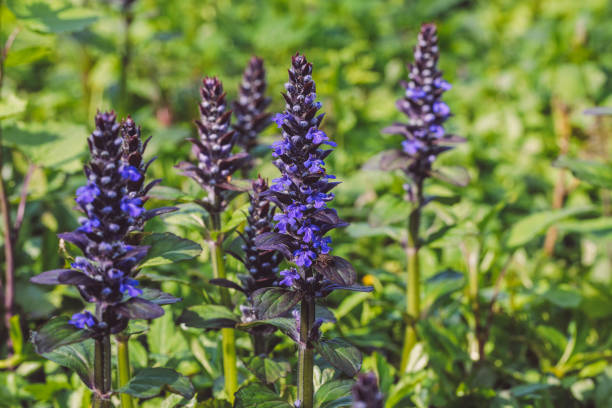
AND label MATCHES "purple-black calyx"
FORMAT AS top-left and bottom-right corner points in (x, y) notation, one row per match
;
(176, 77), (249, 213)
(240, 176), (282, 294)
(233, 56), (272, 155)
